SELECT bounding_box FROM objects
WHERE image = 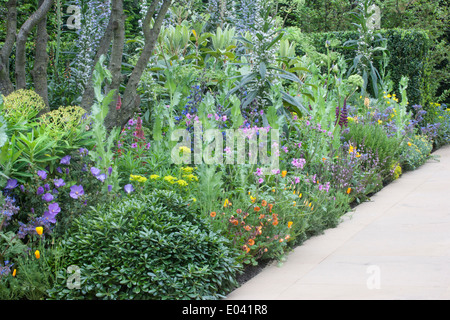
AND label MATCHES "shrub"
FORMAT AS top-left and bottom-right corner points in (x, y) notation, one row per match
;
(402, 134), (433, 171)
(48, 190), (242, 300)
(1, 89), (46, 124)
(289, 28), (431, 106)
